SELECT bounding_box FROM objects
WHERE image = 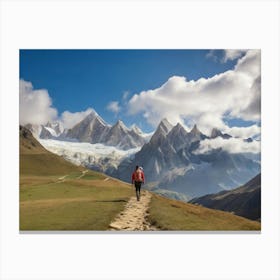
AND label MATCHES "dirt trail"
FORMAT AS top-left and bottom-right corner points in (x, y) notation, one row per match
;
(49, 170), (88, 185)
(58, 175), (68, 180)
(77, 170), (88, 179)
(109, 191), (156, 231)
